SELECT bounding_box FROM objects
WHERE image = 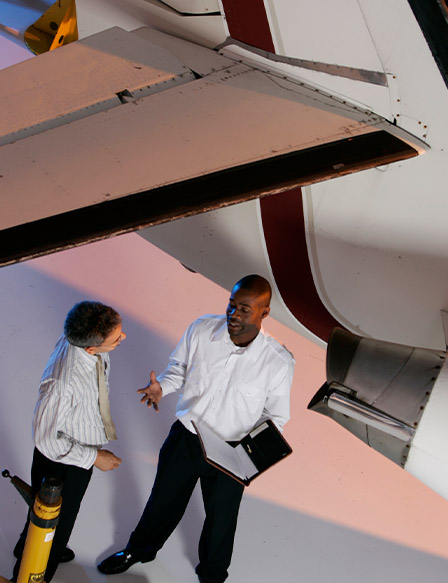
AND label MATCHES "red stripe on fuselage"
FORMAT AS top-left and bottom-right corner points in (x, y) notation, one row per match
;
(259, 188), (341, 343)
(221, 0), (275, 53)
